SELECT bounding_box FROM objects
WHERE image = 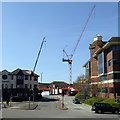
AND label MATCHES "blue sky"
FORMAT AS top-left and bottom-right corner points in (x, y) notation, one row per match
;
(2, 2), (118, 83)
